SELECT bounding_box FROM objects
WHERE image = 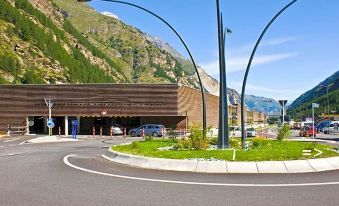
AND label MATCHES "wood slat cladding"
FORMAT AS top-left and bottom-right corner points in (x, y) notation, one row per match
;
(178, 86), (219, 128)
(0, 84), (180, 131)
